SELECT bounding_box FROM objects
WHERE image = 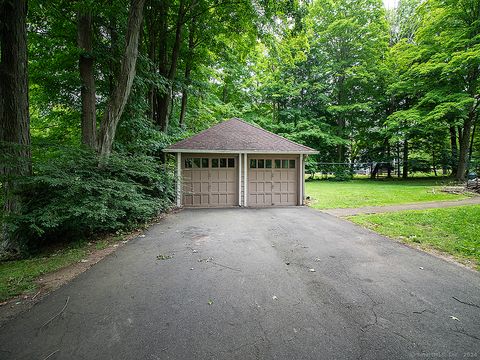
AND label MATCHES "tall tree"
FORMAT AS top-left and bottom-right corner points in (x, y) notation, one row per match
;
(97, 0), (146, 158)
(0, 0), (31, 250)
(307, 0), (389, 162)
(77, 8), (97, 149)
